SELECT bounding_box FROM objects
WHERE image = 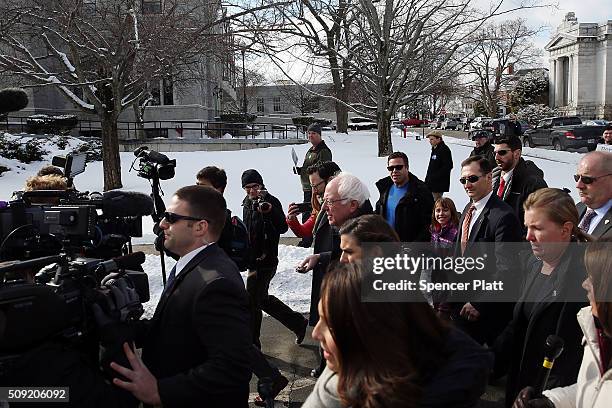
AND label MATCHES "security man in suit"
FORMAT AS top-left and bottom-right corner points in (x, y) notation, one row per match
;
(453, 156), (522, 345)
(110, 185), (252, 407)
(575, 151), (612, 239)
